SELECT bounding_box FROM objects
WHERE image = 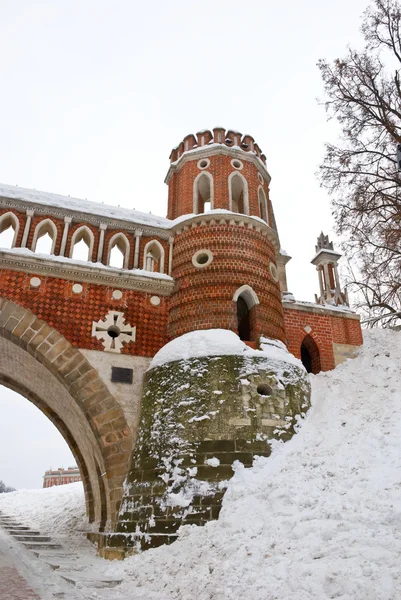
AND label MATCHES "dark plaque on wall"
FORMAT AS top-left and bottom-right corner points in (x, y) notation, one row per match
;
(111, 367), (133, 384)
